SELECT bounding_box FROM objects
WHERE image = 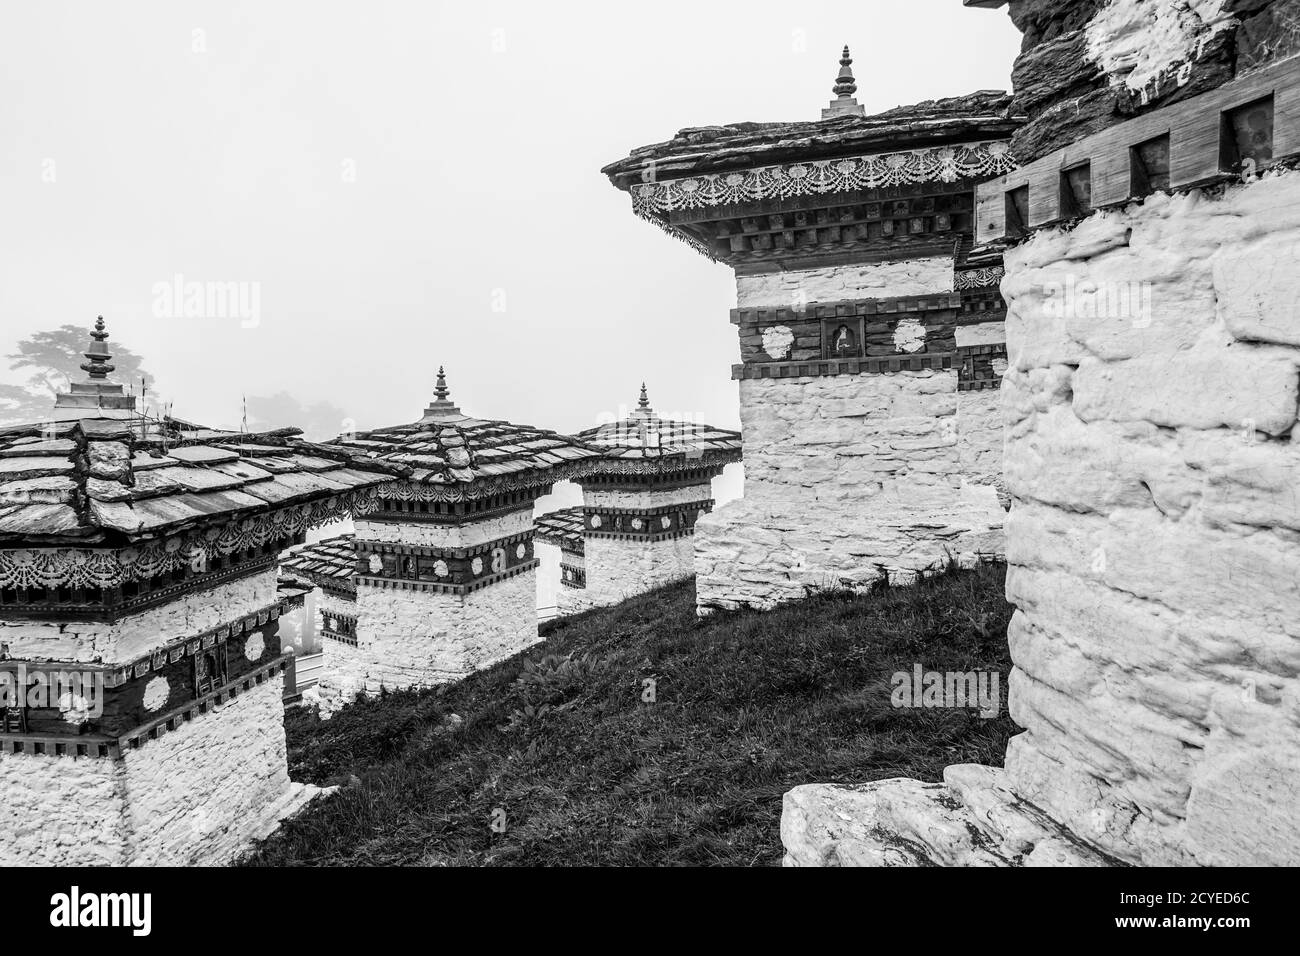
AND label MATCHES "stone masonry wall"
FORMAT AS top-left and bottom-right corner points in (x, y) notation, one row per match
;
(735, 255), (956, 308)
(697, 254), (1006, 611)
(999, 169), (1300, 865)
(119, 671), (313, 865)
(355, 509), (531, 549)
(1, 672), (317, 866)
(351, 568), (539, 693)
(573, 534), (695, 611)
(697, 374), (1006, 611)
(957, 388), (1009, 506)
(0, 742), (128, 865)
(585, 483), (713, 510)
